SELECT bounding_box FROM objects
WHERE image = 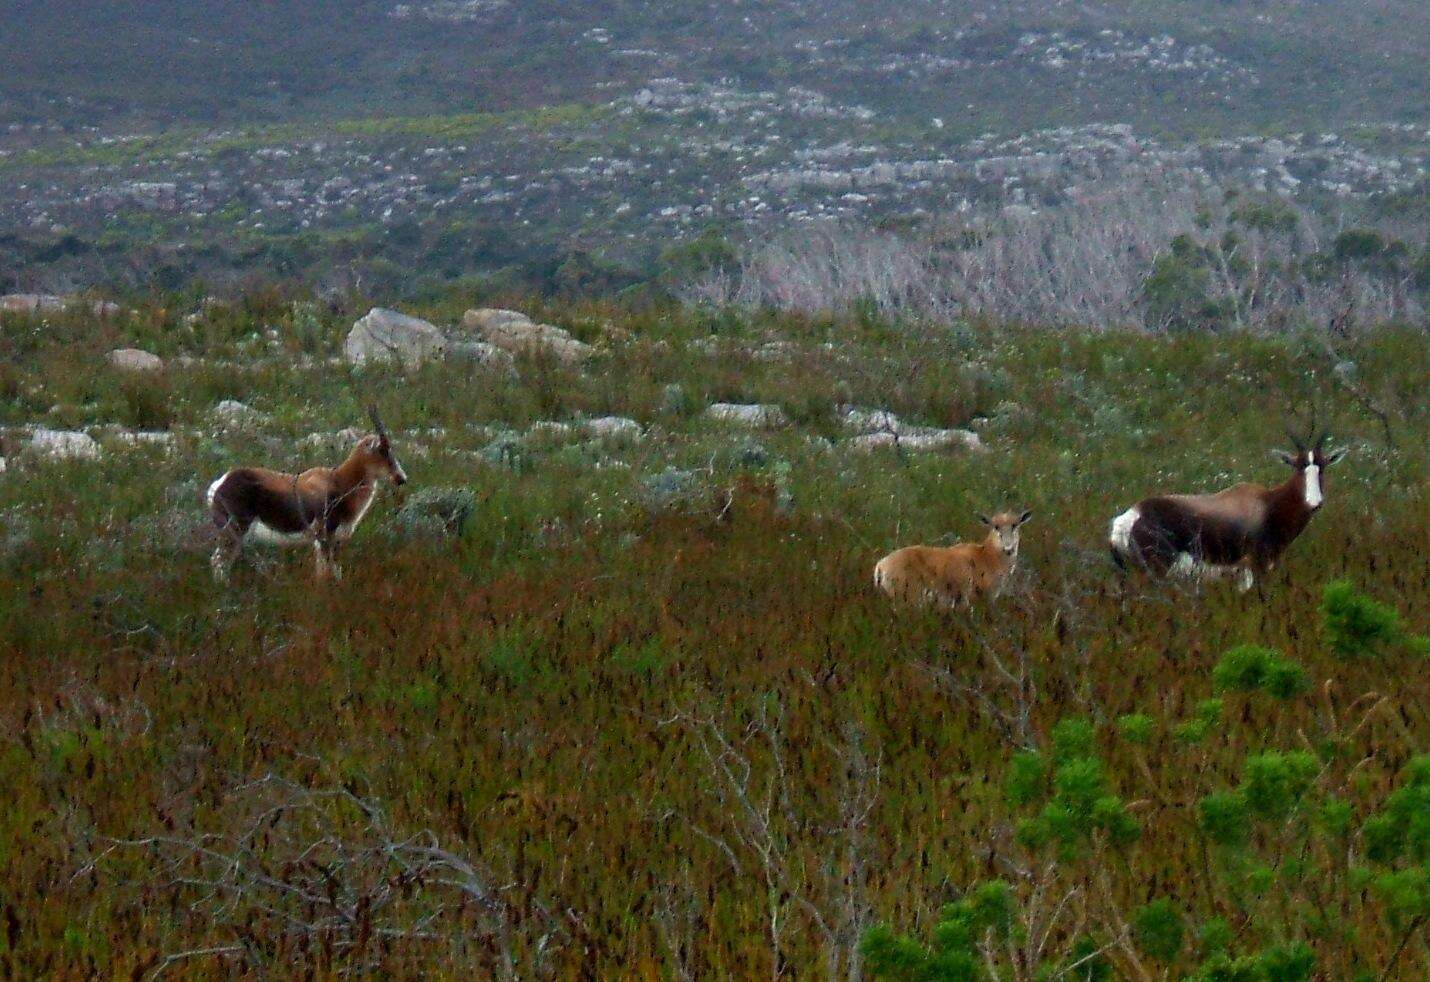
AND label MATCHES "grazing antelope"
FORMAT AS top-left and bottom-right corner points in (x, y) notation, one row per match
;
(1108, 425), (1346, 592)
(206, 408), (408, 581)
(874, 510), (1033, 609)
